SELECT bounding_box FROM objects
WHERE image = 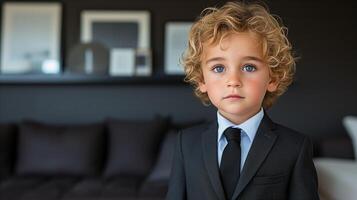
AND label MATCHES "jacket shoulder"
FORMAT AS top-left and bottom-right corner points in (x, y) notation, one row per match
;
(273, 122), (311, 149)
